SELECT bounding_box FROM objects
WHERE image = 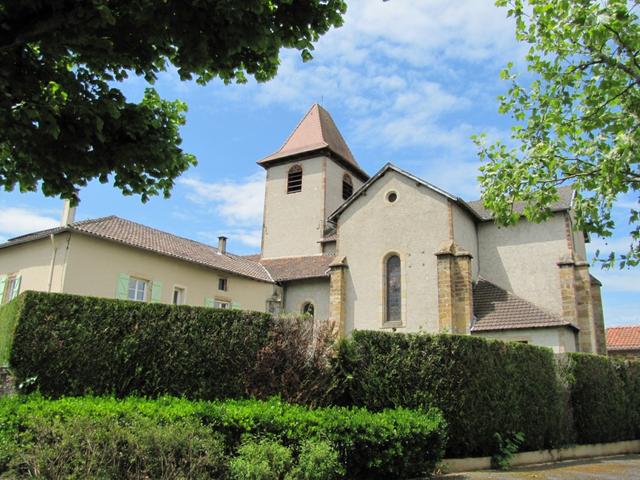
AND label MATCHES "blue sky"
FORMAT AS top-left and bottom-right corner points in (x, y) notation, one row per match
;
(0, 1), (637, 326)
